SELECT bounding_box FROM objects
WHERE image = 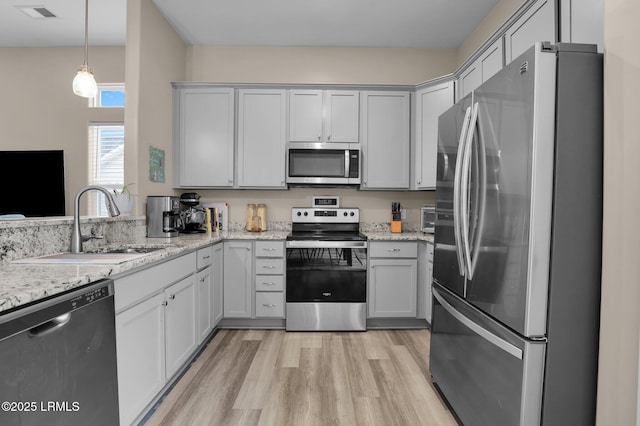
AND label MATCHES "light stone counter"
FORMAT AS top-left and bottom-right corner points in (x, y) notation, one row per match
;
(364, 231), (434, 243)
(0, 229), (288, 314)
